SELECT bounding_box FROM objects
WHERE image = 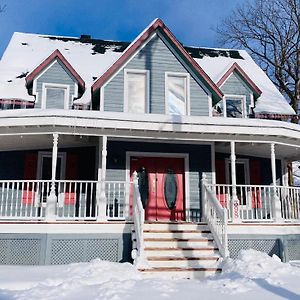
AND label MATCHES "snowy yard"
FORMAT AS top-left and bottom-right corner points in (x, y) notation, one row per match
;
(0, 250), (299, 300)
